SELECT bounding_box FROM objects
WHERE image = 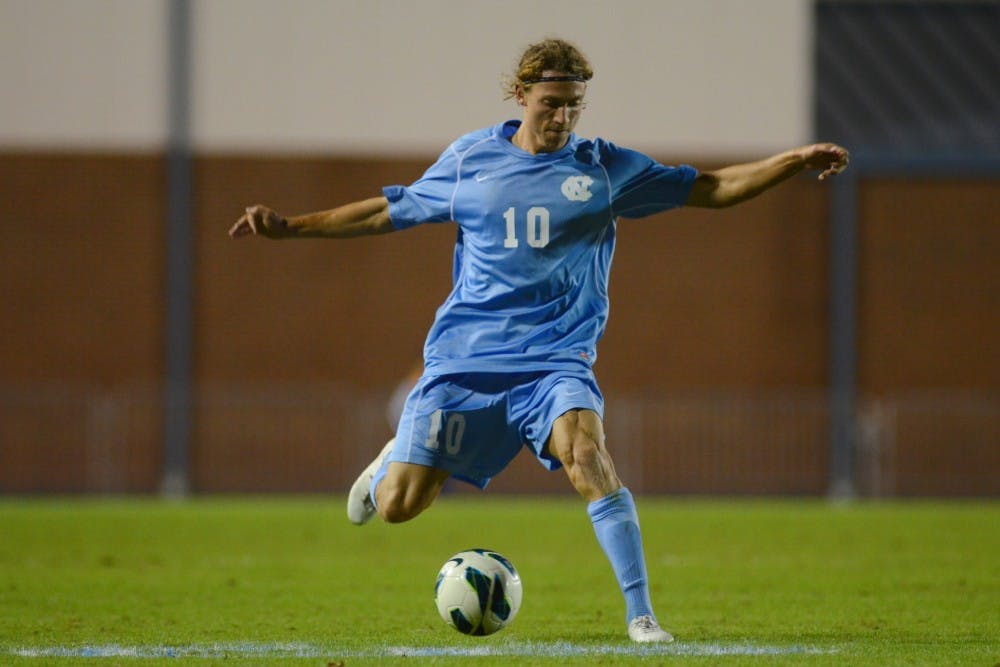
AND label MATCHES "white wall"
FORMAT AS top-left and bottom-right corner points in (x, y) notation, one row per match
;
(0, 0), (167, 149)
(0, 0), (811, 156)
